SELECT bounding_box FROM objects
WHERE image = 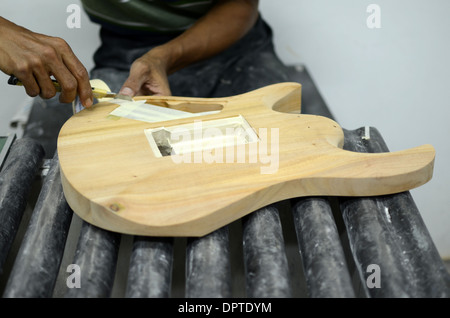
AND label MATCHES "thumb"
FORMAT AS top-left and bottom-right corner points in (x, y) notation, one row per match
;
(119, 77), (141, 97)
(118, 85), (136, 97)
(119, 64), (146, 97)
